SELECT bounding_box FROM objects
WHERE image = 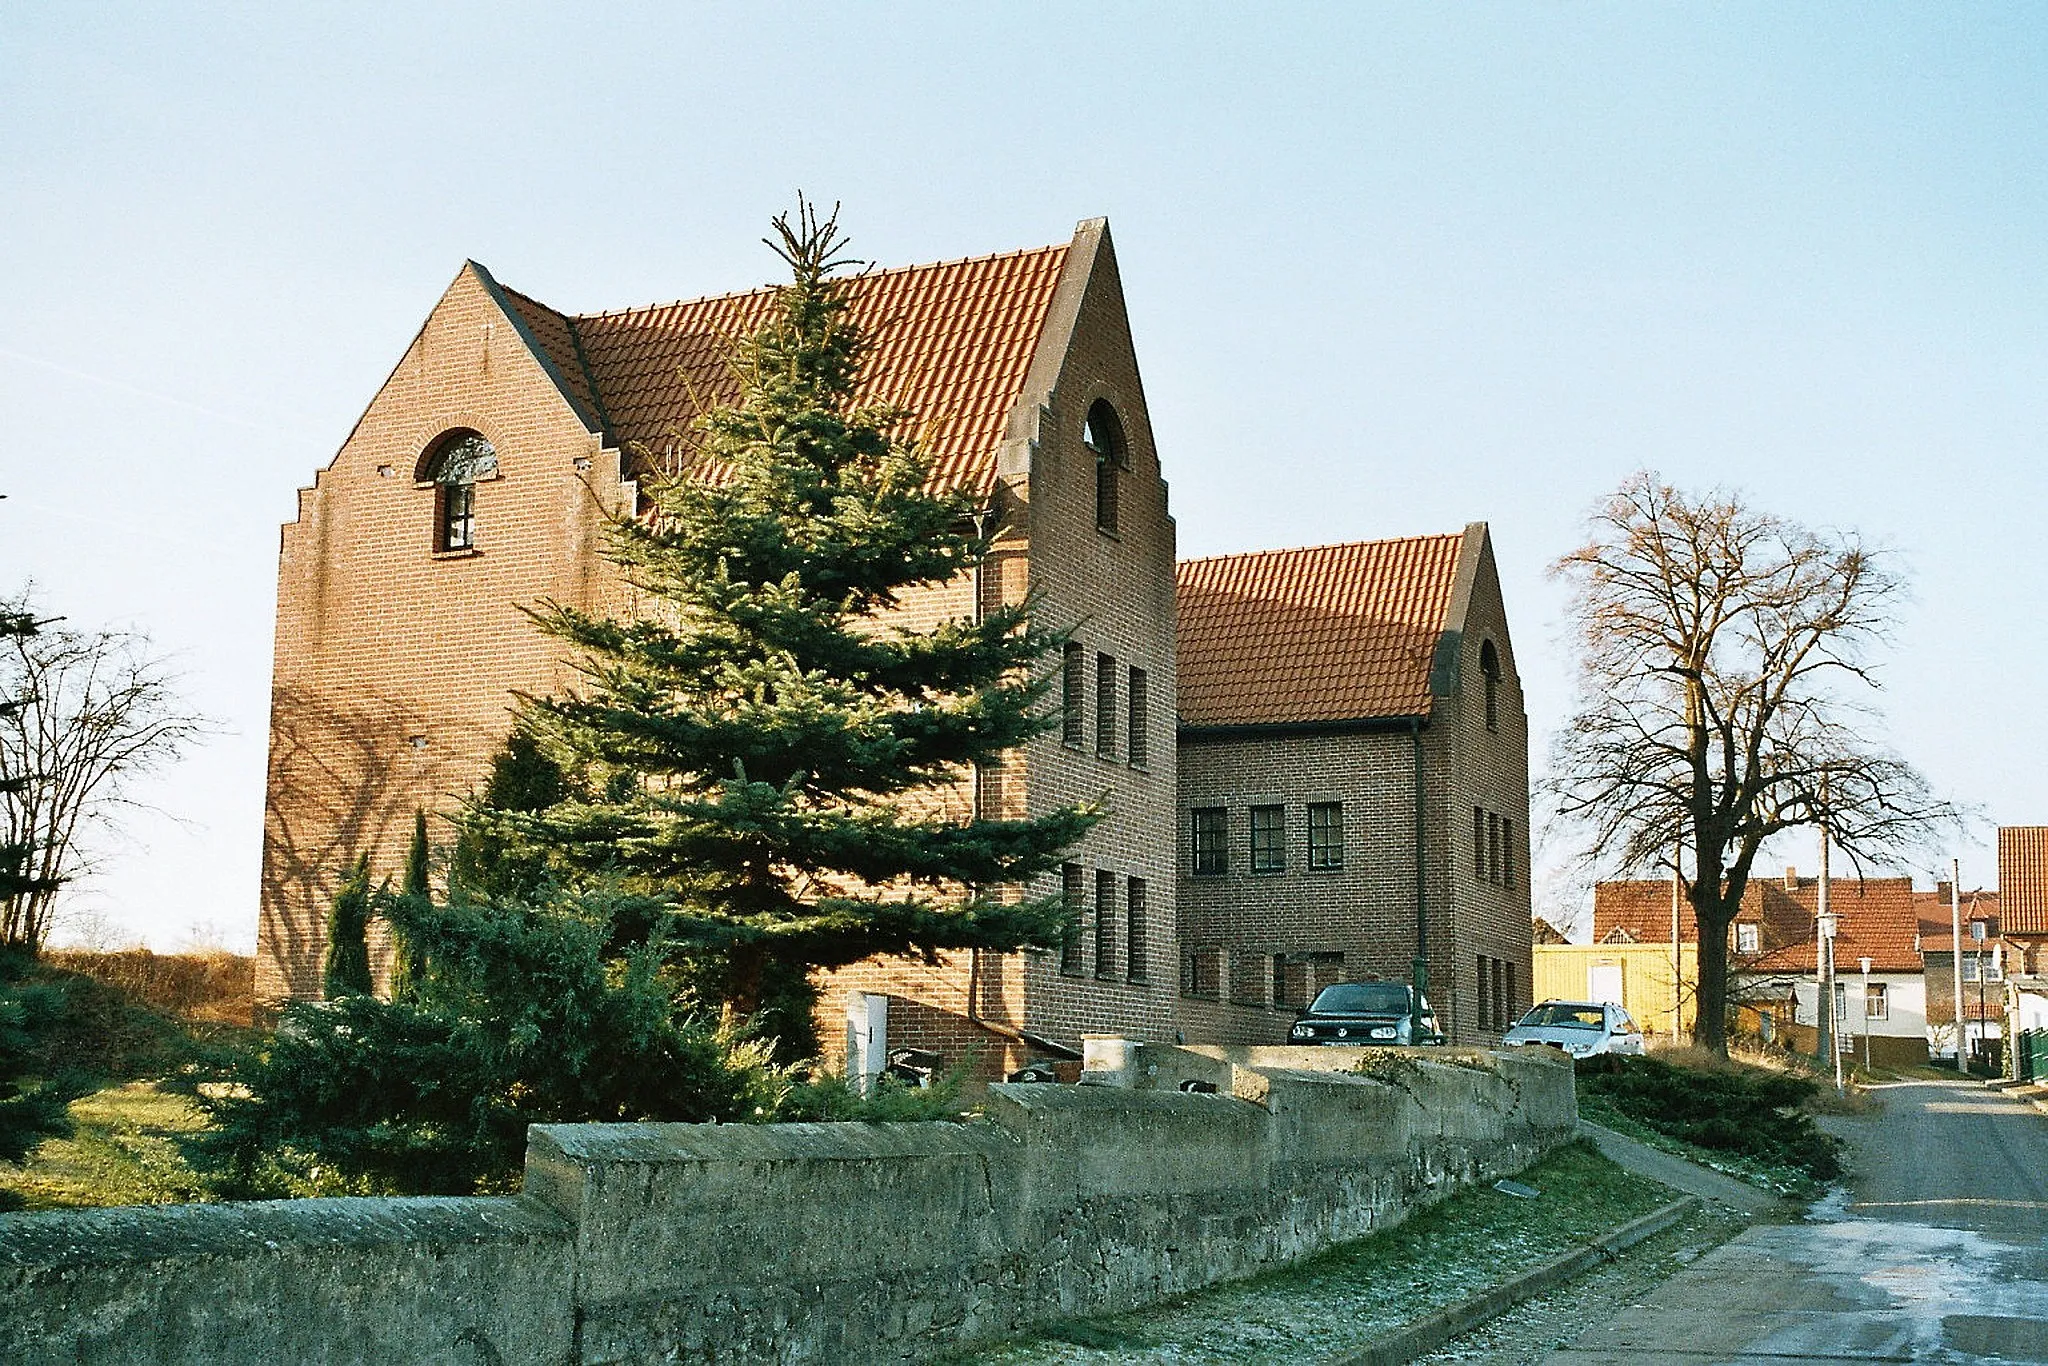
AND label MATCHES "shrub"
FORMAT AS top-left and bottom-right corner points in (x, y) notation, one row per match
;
(1576, 1052), (1841, 1180)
